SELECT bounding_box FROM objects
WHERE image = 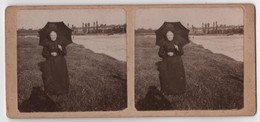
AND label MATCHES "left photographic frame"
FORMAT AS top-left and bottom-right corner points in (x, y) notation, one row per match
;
(6, 6), (127, 115)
